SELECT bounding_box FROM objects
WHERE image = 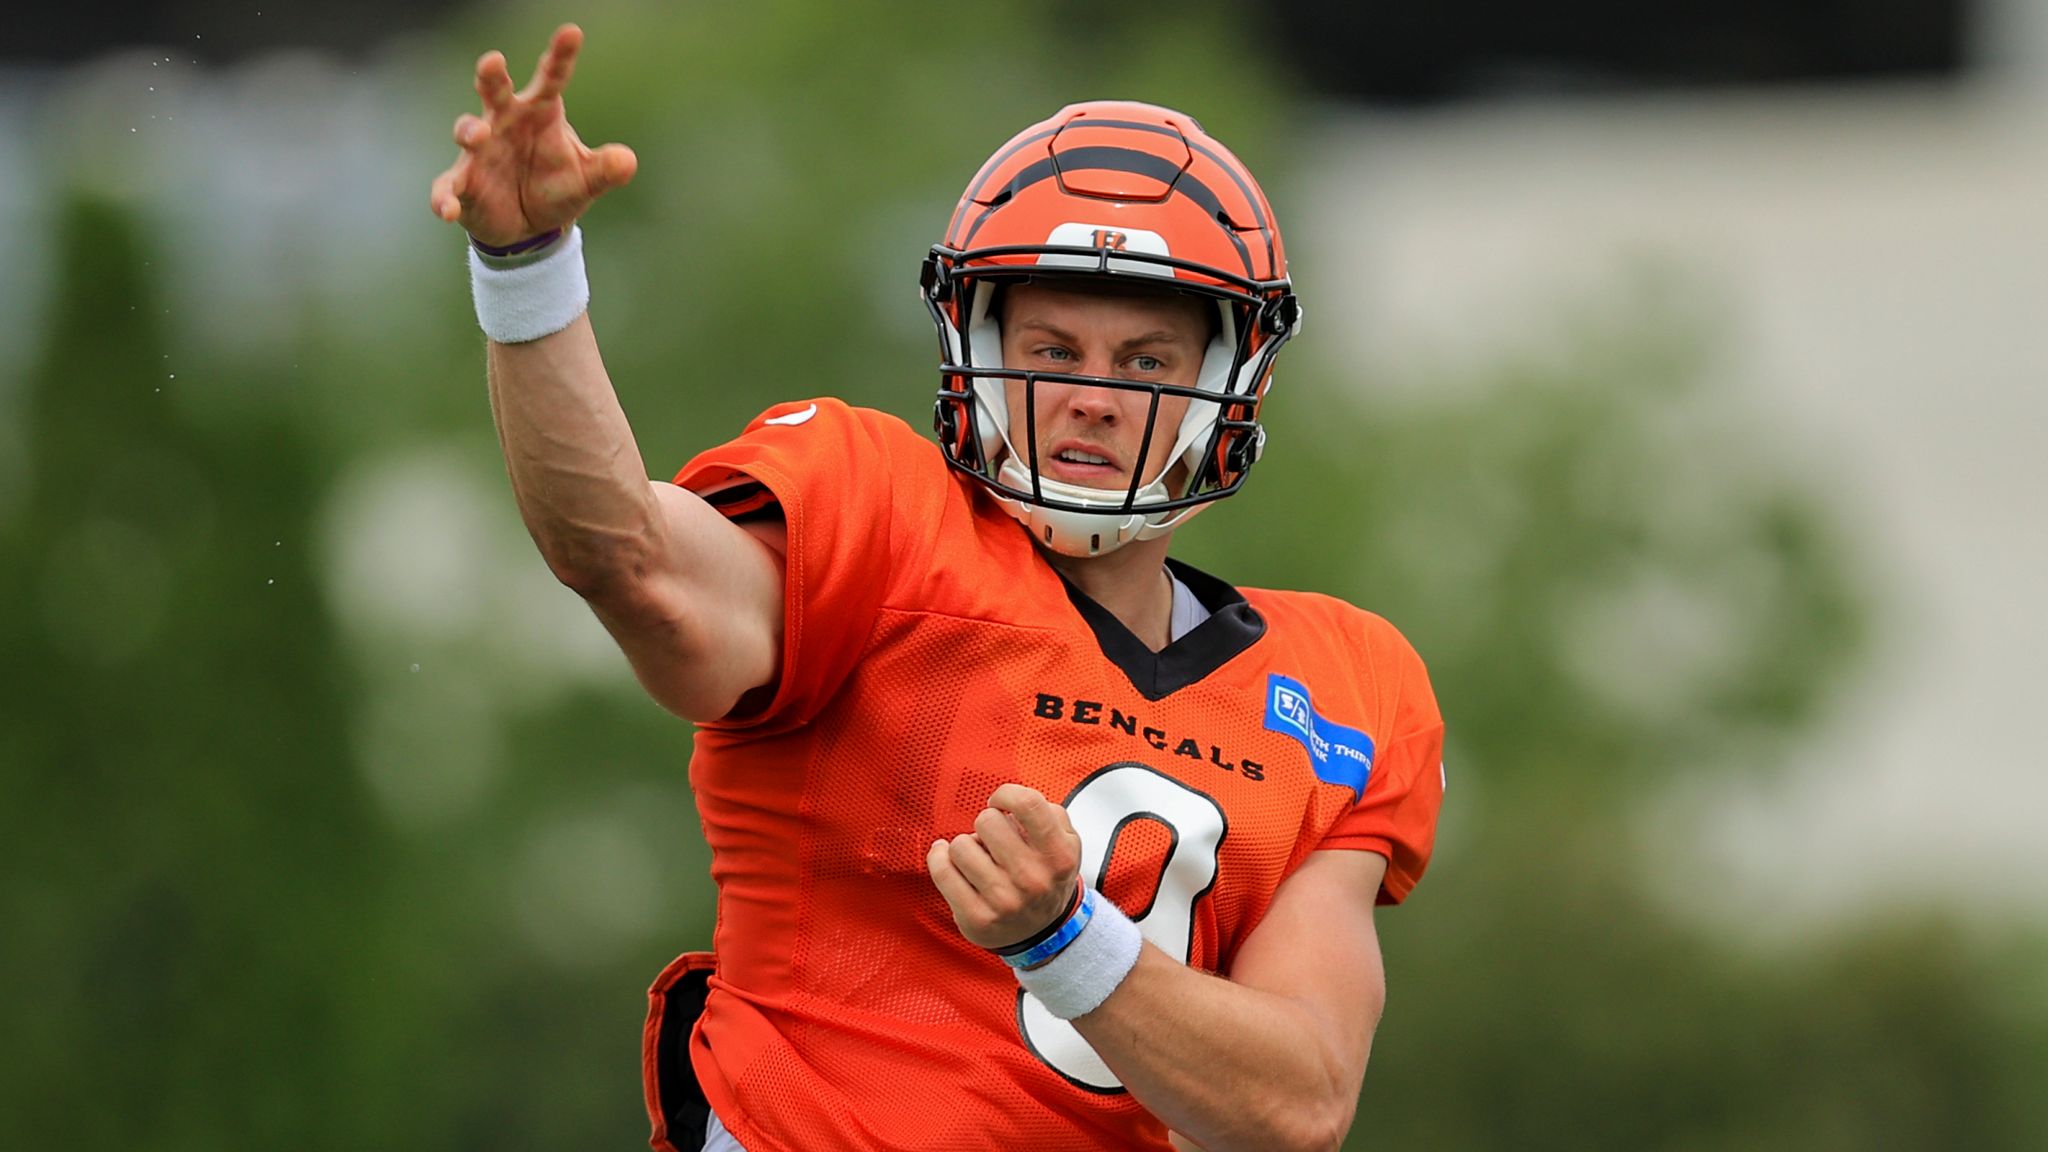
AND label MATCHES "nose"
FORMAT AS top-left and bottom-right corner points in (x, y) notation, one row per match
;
(1061, 379), (1122, 425)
